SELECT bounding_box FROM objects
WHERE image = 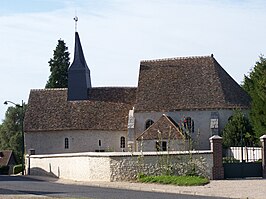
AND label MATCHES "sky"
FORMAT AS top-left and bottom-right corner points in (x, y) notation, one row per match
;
(0, 0), (266, 123)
